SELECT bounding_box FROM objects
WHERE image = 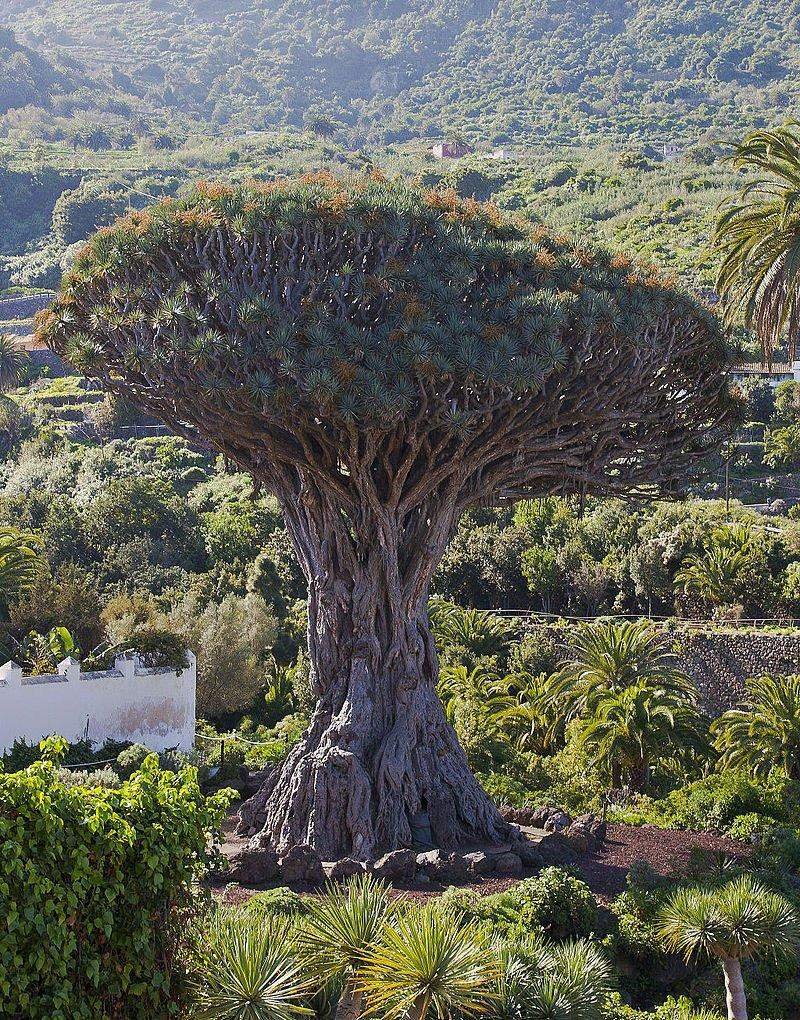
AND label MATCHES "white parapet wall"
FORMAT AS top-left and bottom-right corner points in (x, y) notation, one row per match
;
(0, 652), (196, 753)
